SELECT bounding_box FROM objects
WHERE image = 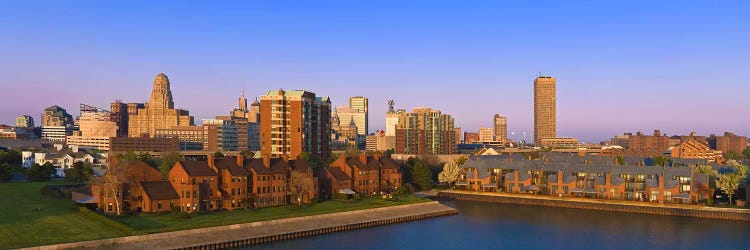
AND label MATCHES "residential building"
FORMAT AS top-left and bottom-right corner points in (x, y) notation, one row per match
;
(260, 89), (331, 160)
(91, 160), (170, 213)
(395, 107), (456, 155)
(628, 130), (671, 152)
(326, 155), (402, 196)
(534, 76), (556, 146)
(709, 132), (748, 154)
(127, 73), (194, 137)
(464, 132), (480, 144)
(494, 114), (507, 143)
(41, 105), (73, 127)
(243, 156), (290, 207)
(16, 115), (34, 128)
(365, 130), (395, 152)
(479, 127), (494, 142)
(670, 139), (721, 161)
(457, 153), (715, 203)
